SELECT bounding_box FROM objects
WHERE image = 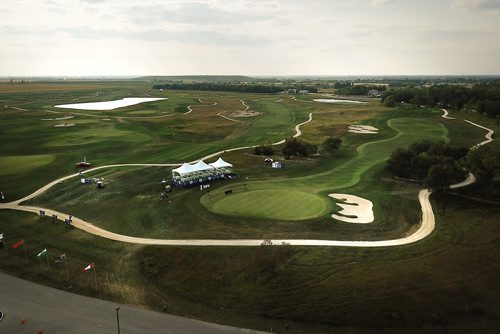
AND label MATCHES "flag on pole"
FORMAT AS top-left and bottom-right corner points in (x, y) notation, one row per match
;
(82, 262), (94, 272)
(37, 248), (47, 257)
(12, 239), (25, 249)
(54, 254), (66, 262)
